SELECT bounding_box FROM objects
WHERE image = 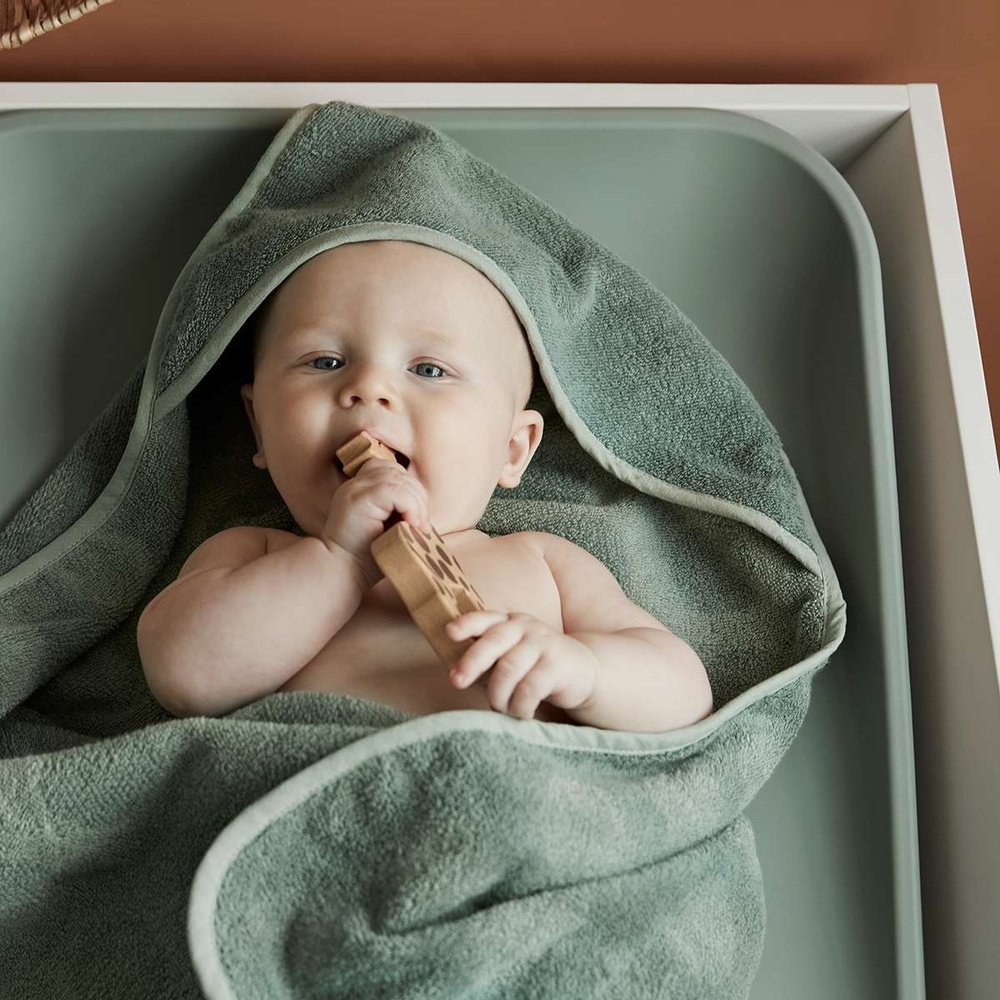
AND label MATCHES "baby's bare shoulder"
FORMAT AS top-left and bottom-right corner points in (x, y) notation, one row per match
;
(500, 530), (580, 562)
(496, 531), (589, 590)
(498, 530), (556, 557)
(179, 525), (302, 577)
(175, 524), (264, 573)
(260, 527), (304, 554)
(511, 531), (668, 635)
(492, 531), (564, 575)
